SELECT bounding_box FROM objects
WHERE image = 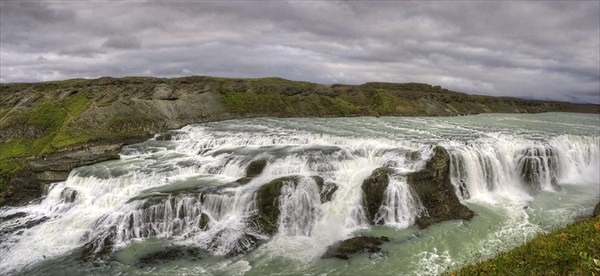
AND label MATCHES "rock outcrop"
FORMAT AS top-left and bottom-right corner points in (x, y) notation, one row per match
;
(407, 146), (474, 228)
(517, 146), (558, 191)
(594, 201), (600, 217)
(249, 175), (336, 235)
(322, 236), (390, 260)
(237, 158), (268, 184)
(361, 167), (393, 224)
